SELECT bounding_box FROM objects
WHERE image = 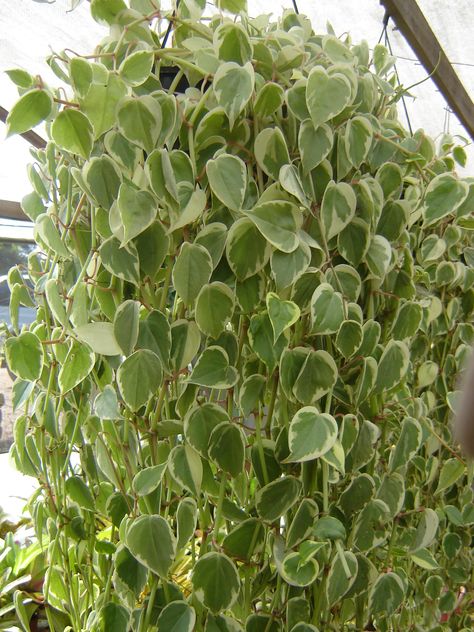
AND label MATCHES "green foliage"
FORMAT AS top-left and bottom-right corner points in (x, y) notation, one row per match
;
(4, 2), (474, 631)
